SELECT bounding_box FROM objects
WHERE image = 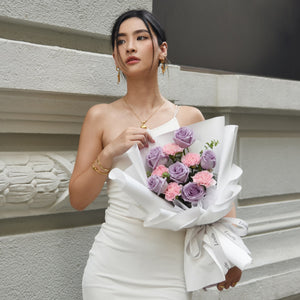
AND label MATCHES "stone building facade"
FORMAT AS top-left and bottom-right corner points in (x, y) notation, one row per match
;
(0, 1), (300, 299)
